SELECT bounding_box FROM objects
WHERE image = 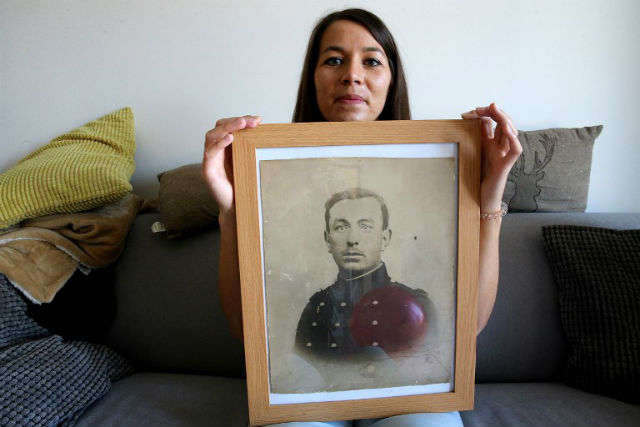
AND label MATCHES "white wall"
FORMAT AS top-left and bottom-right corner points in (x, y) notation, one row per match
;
(2, 0), (639, 211)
